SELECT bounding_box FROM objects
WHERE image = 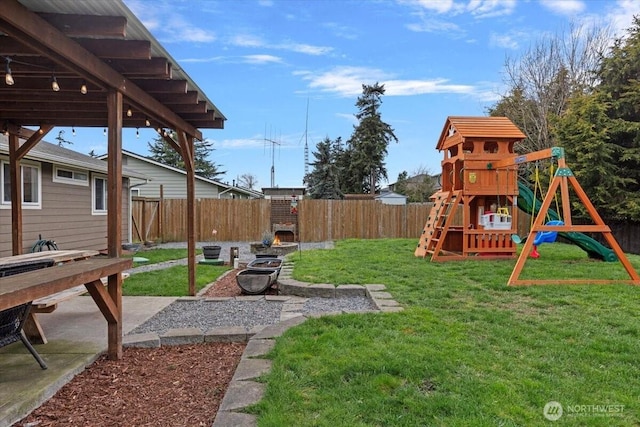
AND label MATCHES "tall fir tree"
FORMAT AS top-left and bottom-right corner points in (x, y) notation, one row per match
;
(341, 83), (398, 194)
(304, 137), (343, 199)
